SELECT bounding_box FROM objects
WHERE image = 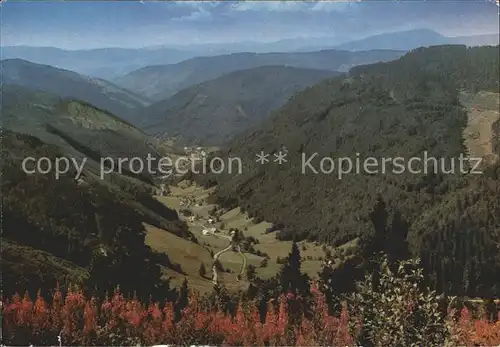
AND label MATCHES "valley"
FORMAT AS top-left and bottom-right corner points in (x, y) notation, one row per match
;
(2, 3), (499, 343)
(3, 45), (499, 303)
(144, 182), (343, 294)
